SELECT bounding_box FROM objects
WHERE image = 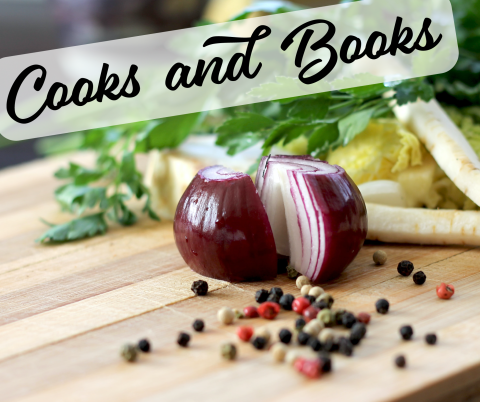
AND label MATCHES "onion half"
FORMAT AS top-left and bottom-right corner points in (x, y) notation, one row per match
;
(256, 156), (368, 282)
(174, 165), (277, 282)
